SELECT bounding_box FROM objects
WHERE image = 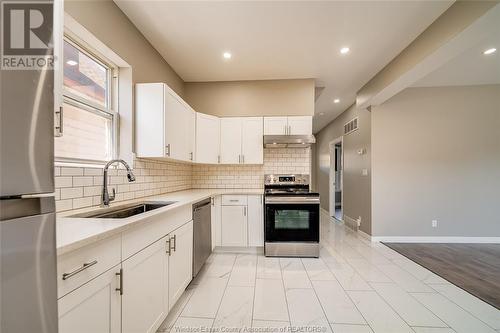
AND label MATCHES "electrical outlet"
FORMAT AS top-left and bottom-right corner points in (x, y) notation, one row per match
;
(432, 220), (438, 228)
(357, 216), (362, 227)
